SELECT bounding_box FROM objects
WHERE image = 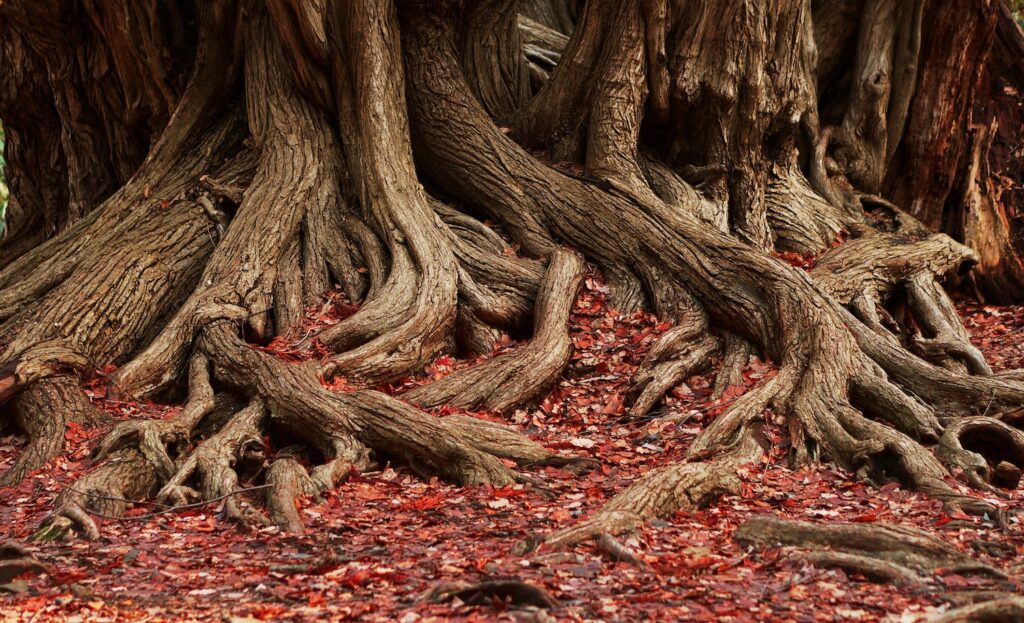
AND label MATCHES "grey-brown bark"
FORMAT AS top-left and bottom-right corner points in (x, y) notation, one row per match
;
(0, 4), (1020, 612)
